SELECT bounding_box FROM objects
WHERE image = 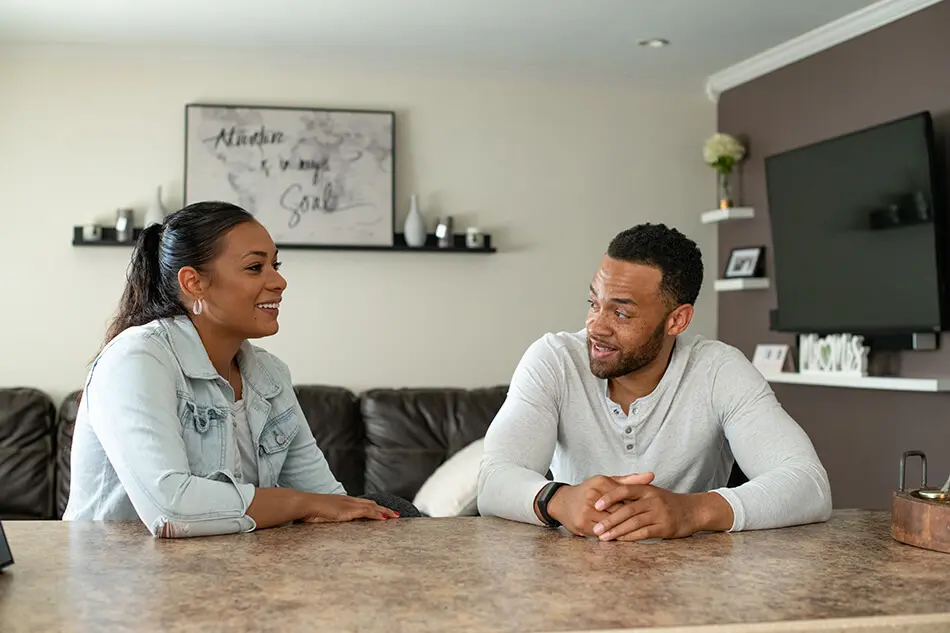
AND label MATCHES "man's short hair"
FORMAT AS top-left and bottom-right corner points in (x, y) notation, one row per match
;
(606, 223), (703, 308)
